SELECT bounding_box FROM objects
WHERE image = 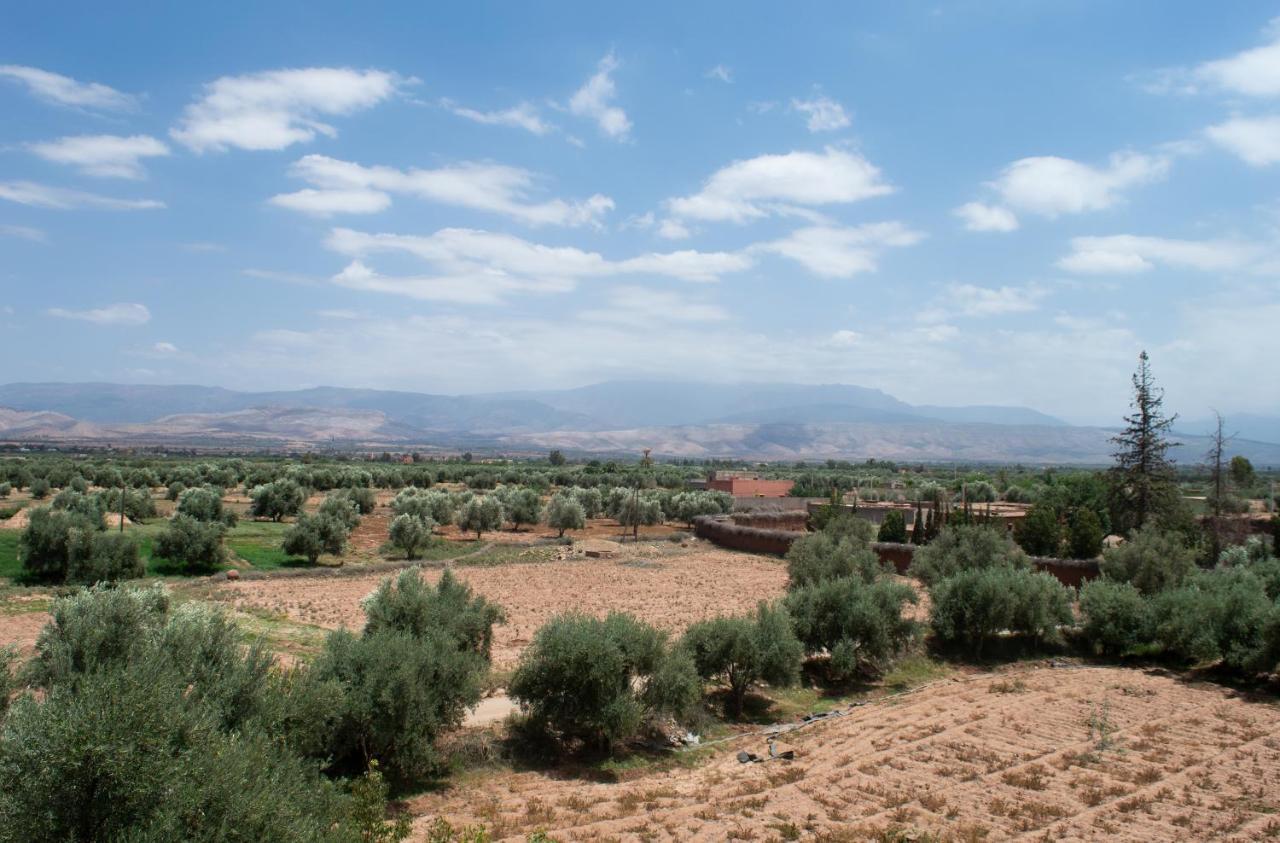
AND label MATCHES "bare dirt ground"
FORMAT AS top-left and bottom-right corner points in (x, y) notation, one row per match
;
(0, 603), (49, 655)
(436, 519), (688, 545)
(408, 664), (1280, 842)
(218, 541), (789, 670)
